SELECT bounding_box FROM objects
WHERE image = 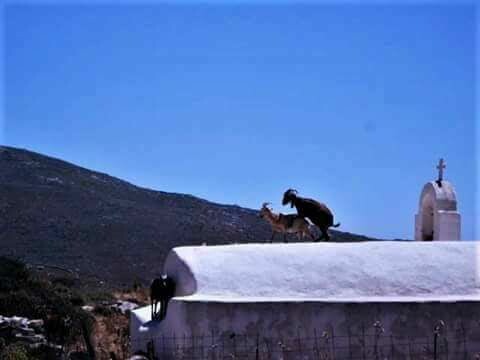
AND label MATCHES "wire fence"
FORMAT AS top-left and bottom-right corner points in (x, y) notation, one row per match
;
(130, 320), (480, 360)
